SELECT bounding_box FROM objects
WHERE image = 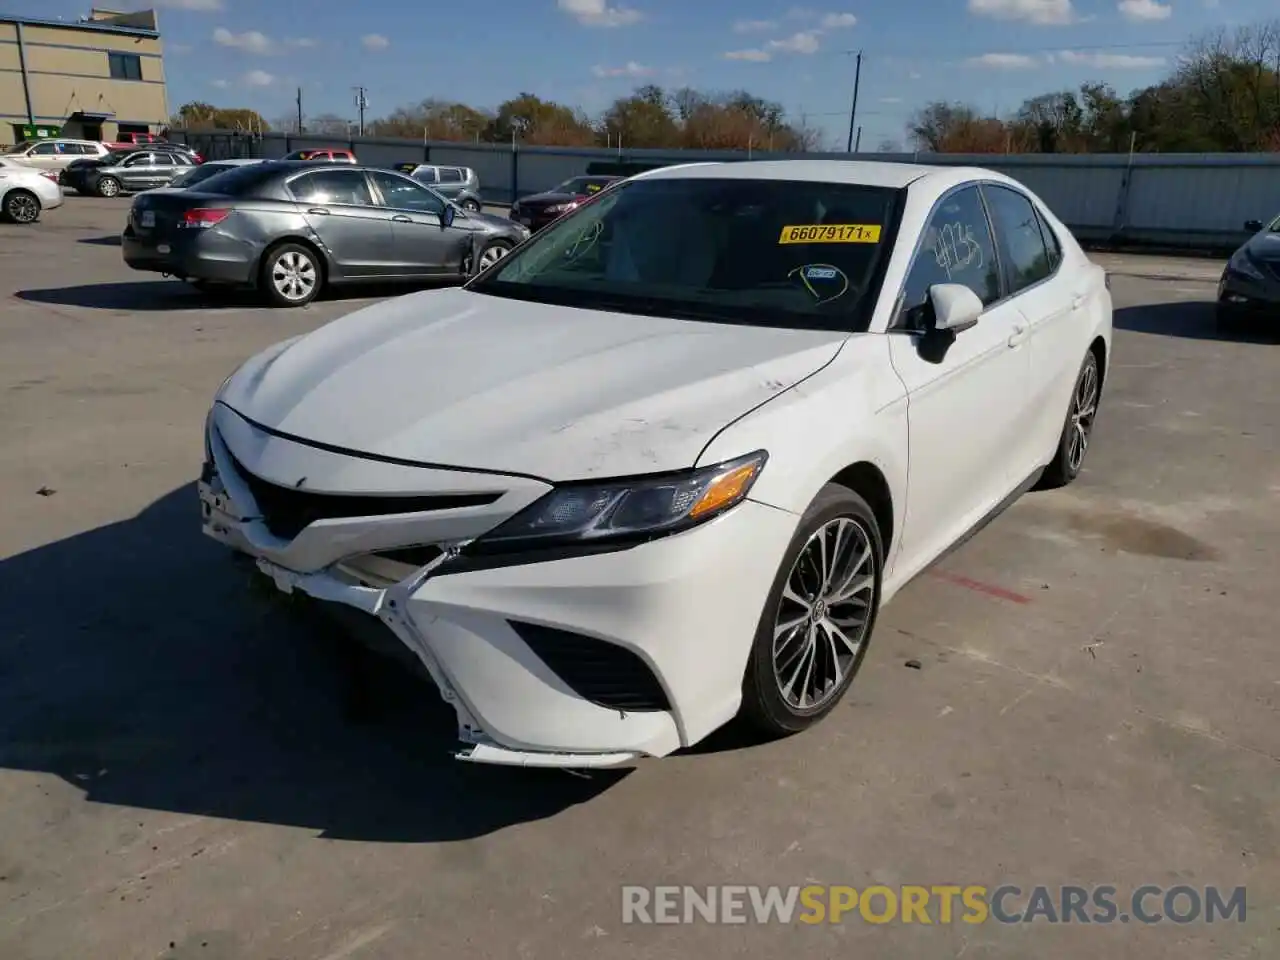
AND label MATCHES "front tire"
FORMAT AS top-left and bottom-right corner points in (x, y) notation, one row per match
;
(96, 176), (121, 198)
(260, 242), (321, 308)
(741, 484), (883, 736)
(474, 239), (512, 274)
(1, 189), (41, 224)
(1039, 349), (1100, 490)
